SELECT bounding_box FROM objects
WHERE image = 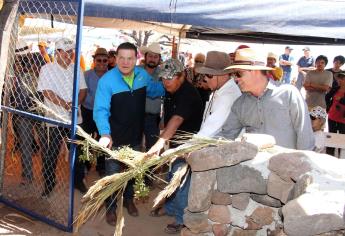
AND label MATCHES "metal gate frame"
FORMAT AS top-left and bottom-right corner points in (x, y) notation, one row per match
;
(0, 0), (85, 232)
